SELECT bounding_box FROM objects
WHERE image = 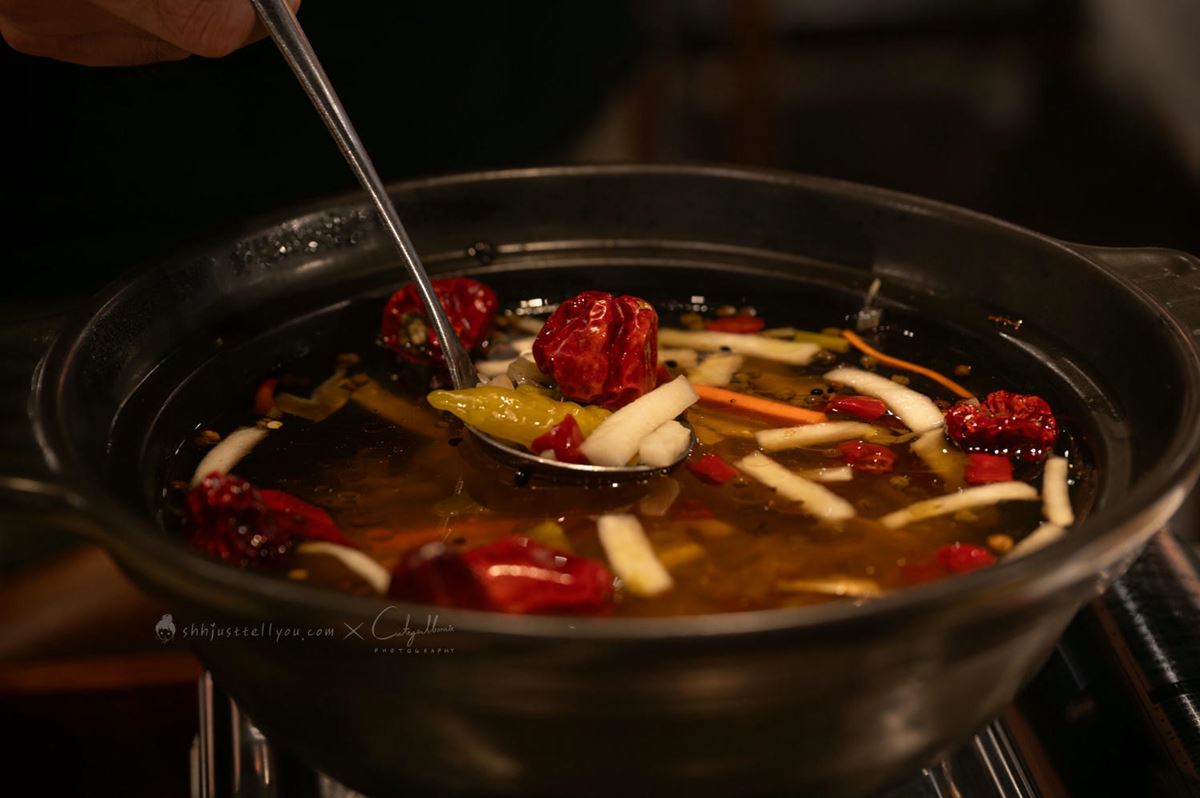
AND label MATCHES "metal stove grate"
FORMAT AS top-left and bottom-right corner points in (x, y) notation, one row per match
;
(194, 671), (1042, 798)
